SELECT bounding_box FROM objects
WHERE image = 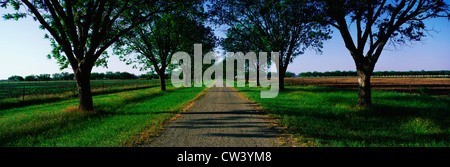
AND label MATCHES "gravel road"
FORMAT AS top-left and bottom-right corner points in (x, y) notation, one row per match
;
(147, 86), (278, 147)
